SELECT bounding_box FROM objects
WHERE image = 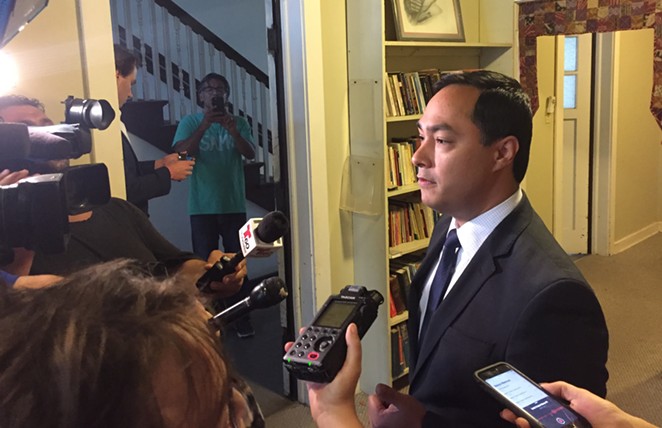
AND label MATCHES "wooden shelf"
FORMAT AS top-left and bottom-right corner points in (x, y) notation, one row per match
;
(385, 41), (512, 49)
(389, 311), (409, 326)
(387, 183), (419, 197)
(389, 238), (430, 259)
(386, 114), (422, 123)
